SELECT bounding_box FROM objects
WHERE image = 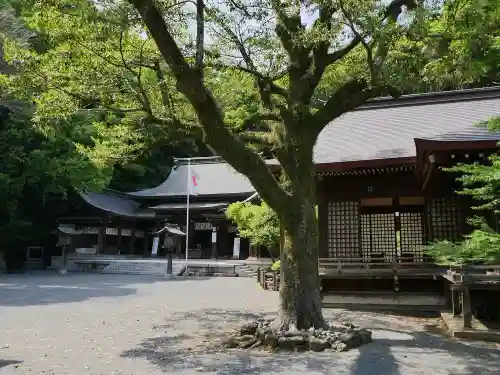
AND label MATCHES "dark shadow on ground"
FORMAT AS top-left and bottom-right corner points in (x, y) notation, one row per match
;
(349, 336), (400, 375)
(122, 308), (500, 375)
(0, 359), (22, 369)
(351, 329), (500, 375)
(0, 272), (210, 307)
